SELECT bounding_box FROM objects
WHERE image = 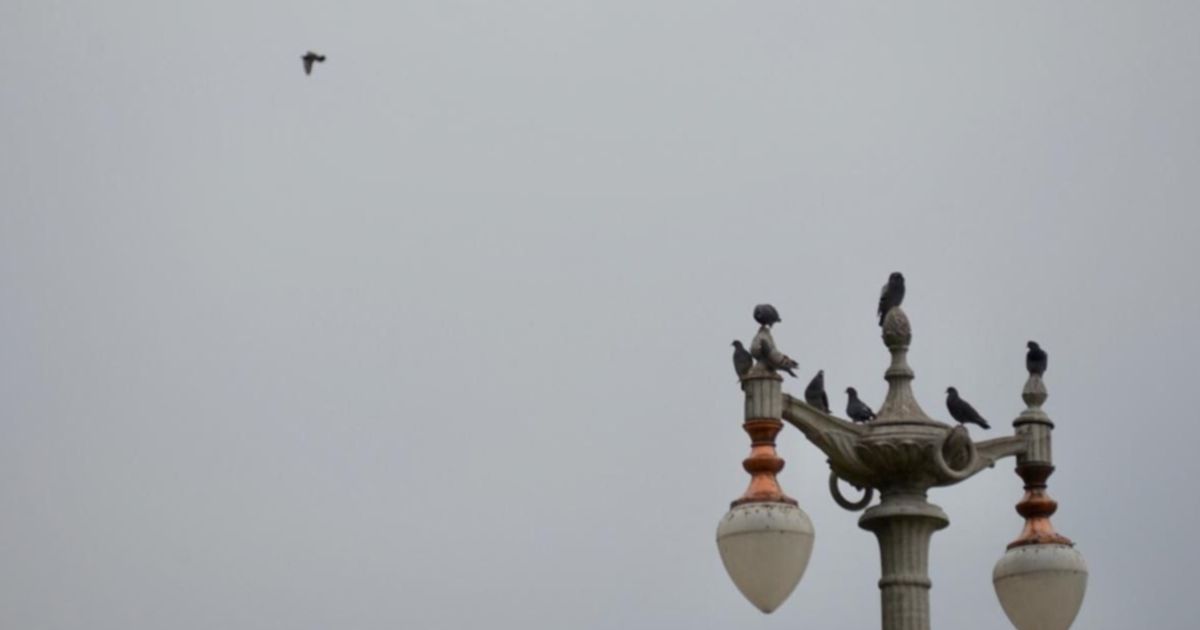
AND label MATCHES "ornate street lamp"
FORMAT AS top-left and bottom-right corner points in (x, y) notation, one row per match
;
(716, 280), (1087, 630)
